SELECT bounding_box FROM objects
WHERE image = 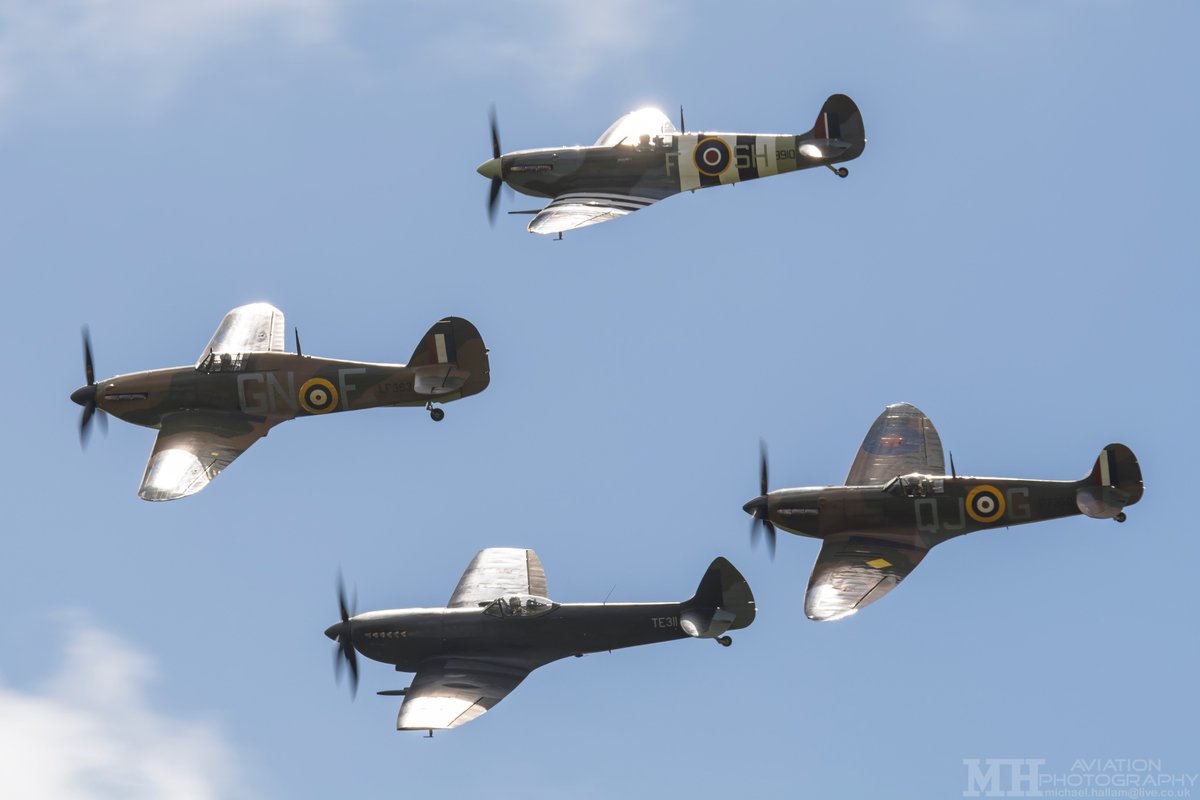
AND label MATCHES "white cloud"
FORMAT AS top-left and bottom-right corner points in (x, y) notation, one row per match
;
(0, 620), (252, 800)
(422, 0), (677, 98)
(0, 0), (341, 124)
